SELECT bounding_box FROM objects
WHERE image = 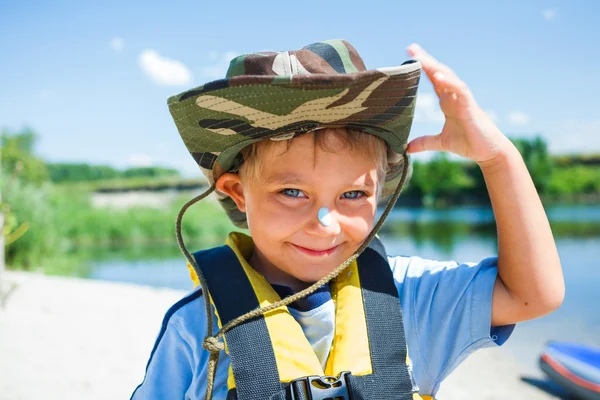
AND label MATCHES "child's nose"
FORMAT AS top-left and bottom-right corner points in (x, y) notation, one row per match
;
(305, 207), (342, 237)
